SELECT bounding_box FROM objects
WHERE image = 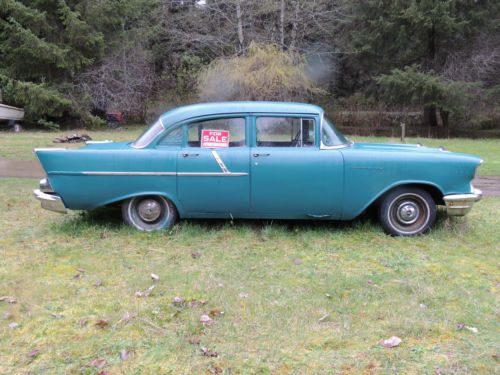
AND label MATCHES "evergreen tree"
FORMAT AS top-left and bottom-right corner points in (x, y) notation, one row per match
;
(0, 0), (103, 126)
(341, 0), (499, 127)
